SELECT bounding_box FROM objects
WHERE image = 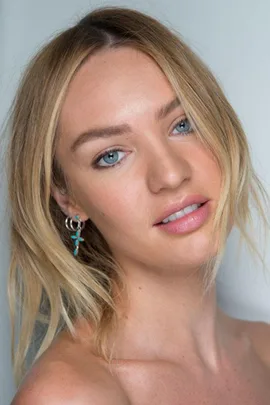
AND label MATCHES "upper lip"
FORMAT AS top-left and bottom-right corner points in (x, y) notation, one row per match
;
(153, 194), (209, 225)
